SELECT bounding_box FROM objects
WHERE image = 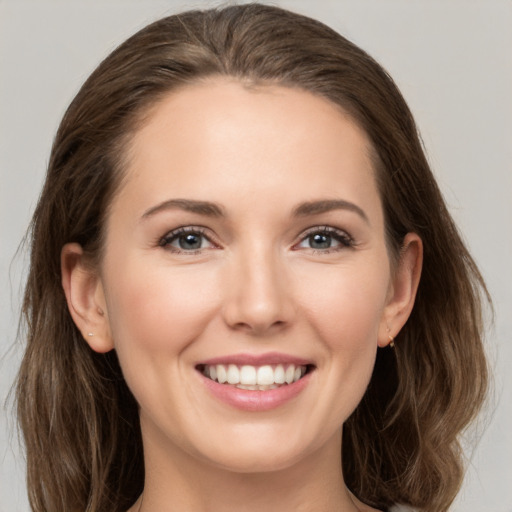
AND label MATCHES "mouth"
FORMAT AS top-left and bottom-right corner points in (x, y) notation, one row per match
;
(196, 354), (316, 411)
(196, 363), (315, 391)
